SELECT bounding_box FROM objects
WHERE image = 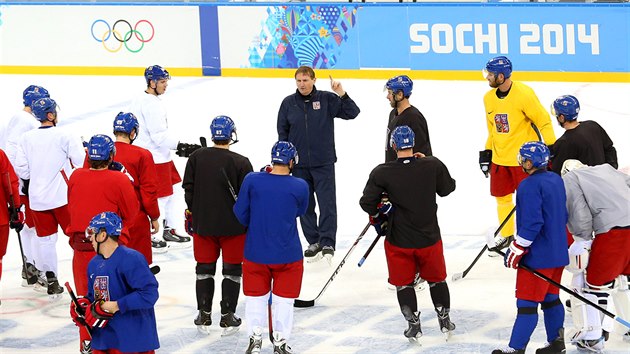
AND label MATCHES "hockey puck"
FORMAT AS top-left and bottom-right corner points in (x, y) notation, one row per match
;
(150, 265), (161, 275)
